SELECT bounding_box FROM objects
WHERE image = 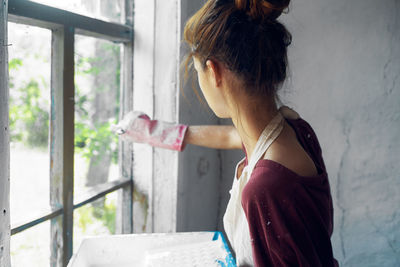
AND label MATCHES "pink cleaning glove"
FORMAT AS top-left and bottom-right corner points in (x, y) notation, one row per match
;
(113, 111), (188, 151)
